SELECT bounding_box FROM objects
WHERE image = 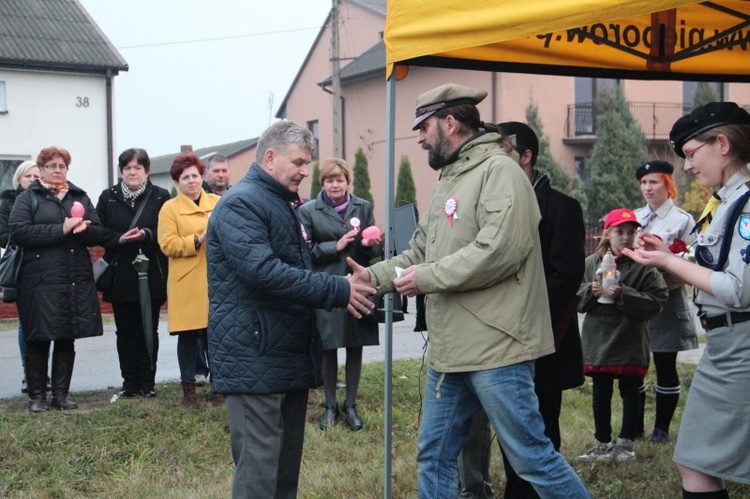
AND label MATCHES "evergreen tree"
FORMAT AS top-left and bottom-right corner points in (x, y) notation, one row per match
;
(693, 82), (719, 110)
(395, 155), (417, 210)
(353, 148), (375, 208)
(170, 185), (177, 198)
(310, 162), (321, 199)
(525, 103), (579, 198)
(678, 83), (718, 215)
(583, 85), (648, 223)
